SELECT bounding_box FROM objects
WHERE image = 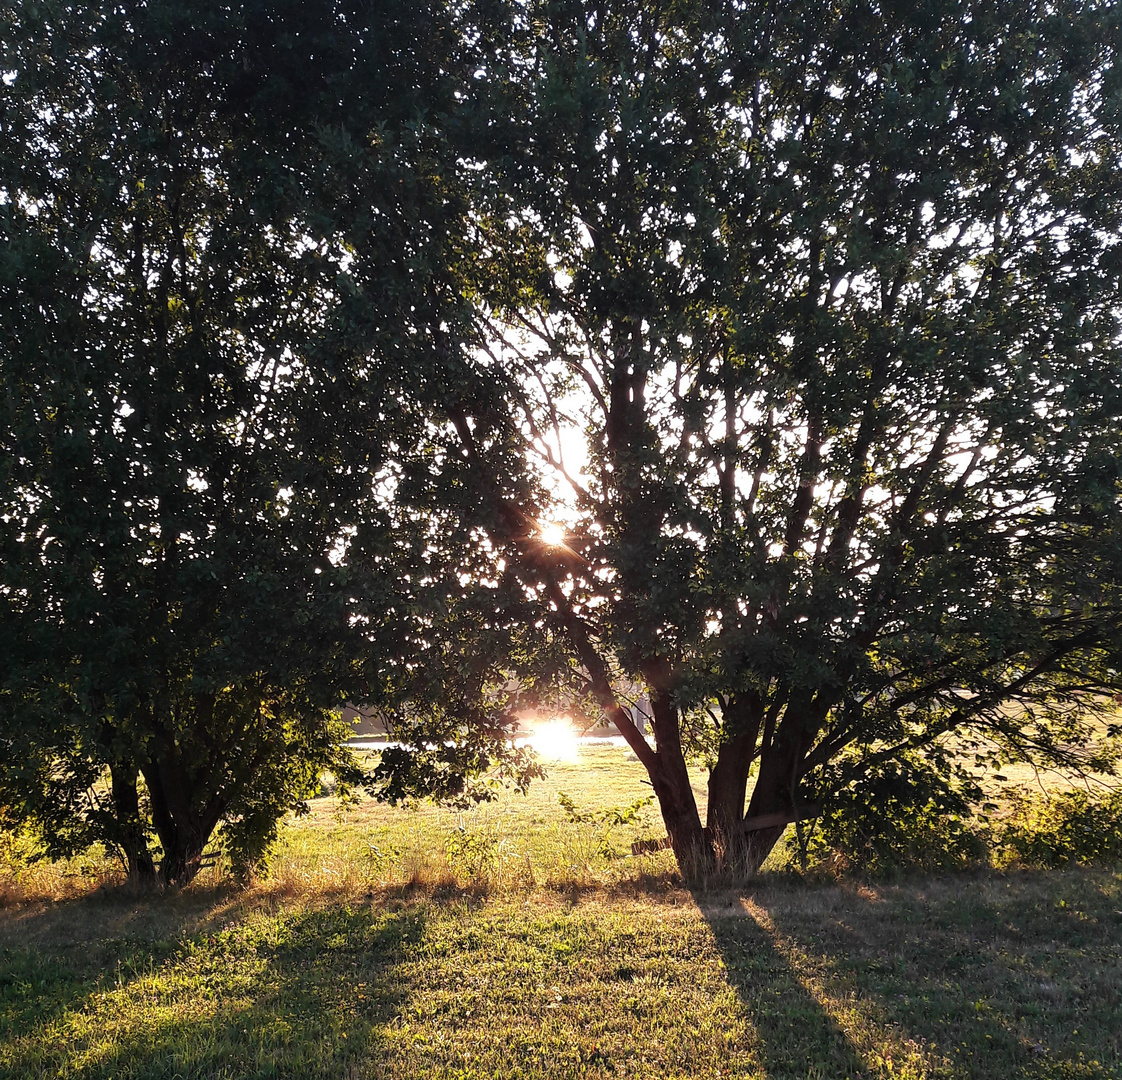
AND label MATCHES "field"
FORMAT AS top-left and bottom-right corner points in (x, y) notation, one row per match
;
(1, 745), (1120, 1079)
